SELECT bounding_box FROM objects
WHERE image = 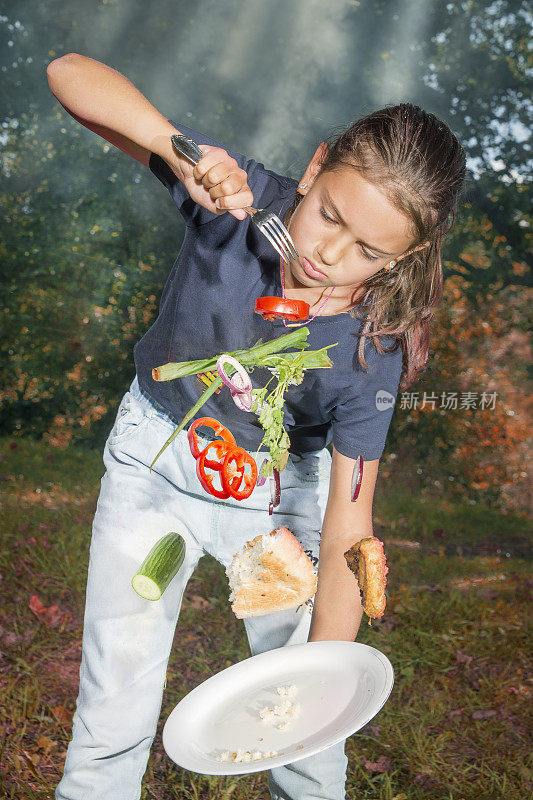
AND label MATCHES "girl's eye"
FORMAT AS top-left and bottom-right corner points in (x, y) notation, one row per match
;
(320, 207), (336, 224)
(360, 245), (379, 262)
(320, 206), (379, 262)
